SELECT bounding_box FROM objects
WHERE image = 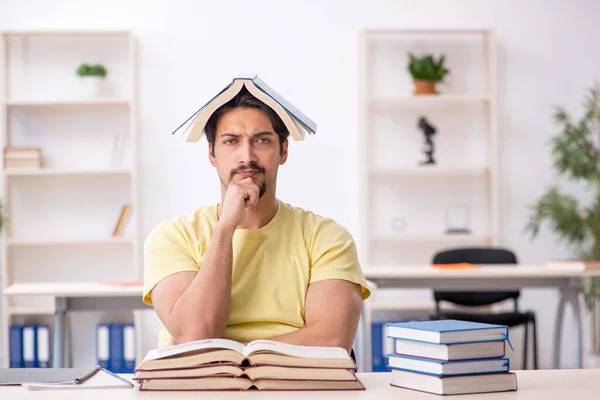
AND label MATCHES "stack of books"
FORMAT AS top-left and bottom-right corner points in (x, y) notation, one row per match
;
(133, 339), (364, 391)
(4, 147), (42, 169)
(386, 319), (518, 396)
